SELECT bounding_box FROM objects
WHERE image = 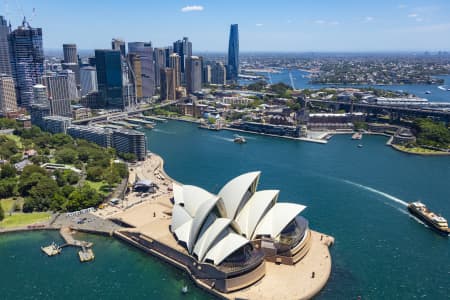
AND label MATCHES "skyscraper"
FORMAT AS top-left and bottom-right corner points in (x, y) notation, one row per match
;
(211, 62), (227, 85)
(39, 70), (77, 117)
(227, 24), (239, 81)
(128, 53), (143, 99)
(111, 38), (126, 57)
(173, 37), (192, 74)
(0, 74), (17, 115)
(160, 68), (176, 101)
(80, 66), (98, 96)
(8, 19), (44, 107)
(63, 43), (77, 64)
(169, 53), (181, 88)
(32, 84), (48, 105)
(95, 49), (124, 109)
(153, 47), (167, 87)
(0, 16), (11, 76)
(186, 56), (202, 93)
(128, 42), (155, 98)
